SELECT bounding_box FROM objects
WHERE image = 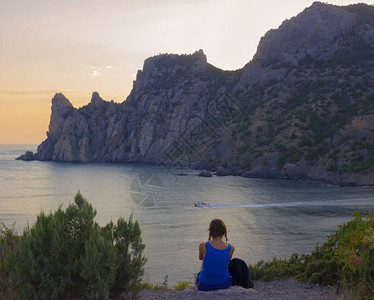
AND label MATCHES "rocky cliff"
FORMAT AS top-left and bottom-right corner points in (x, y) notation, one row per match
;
(18, 2), (374, 186)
